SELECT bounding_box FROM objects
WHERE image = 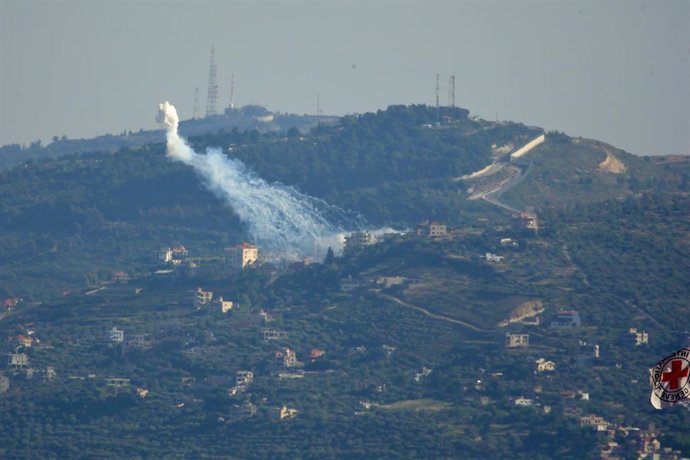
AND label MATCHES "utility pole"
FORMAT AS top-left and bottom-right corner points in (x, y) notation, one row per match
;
(193, 87), (199, 119)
